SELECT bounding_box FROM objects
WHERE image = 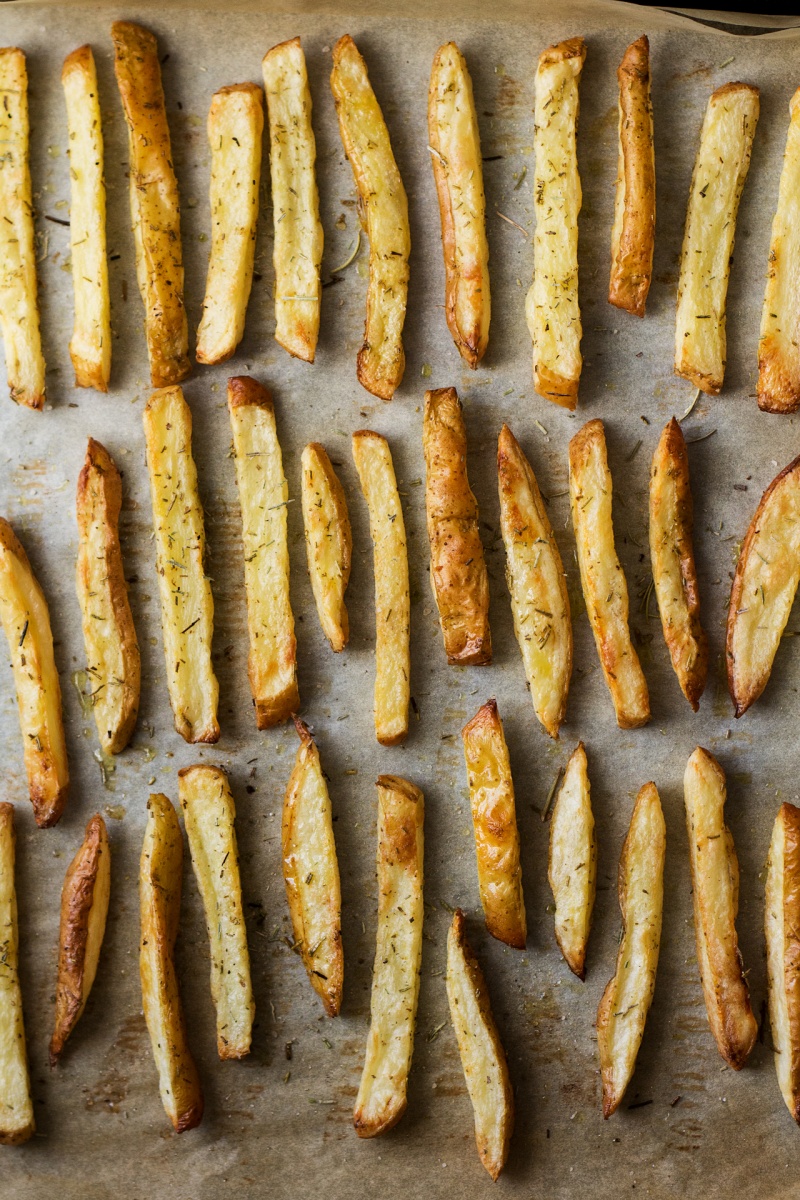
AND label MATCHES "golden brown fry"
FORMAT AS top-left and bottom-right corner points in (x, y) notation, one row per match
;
(300, 442), (351, 653)
(766, 801), (800, 1124)
(548, 742), (595, 979)
(0, 803), (33, 1145)
(609, 35), (655, 318)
